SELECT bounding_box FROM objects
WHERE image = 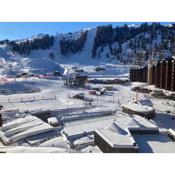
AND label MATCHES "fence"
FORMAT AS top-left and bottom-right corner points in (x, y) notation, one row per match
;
(0, 94), (58, 104)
